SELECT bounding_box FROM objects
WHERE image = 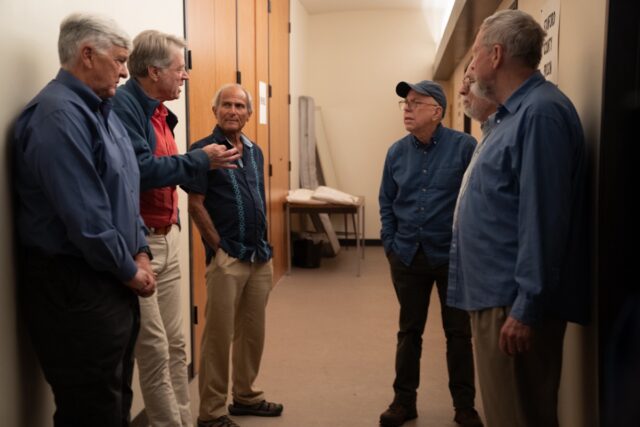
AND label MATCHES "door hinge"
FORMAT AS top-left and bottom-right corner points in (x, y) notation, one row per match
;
(268, 0), (271, 13)
(288, 94), (291, 105)
(288, 22), (291, 33)
(269, 164), (273, 177)
(236, 70), (242, 84)
(268, 84), (272, 98)
(187, 50), (193, 70)
(288, 161), (291, 171)
(192, 305), (198, 325)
